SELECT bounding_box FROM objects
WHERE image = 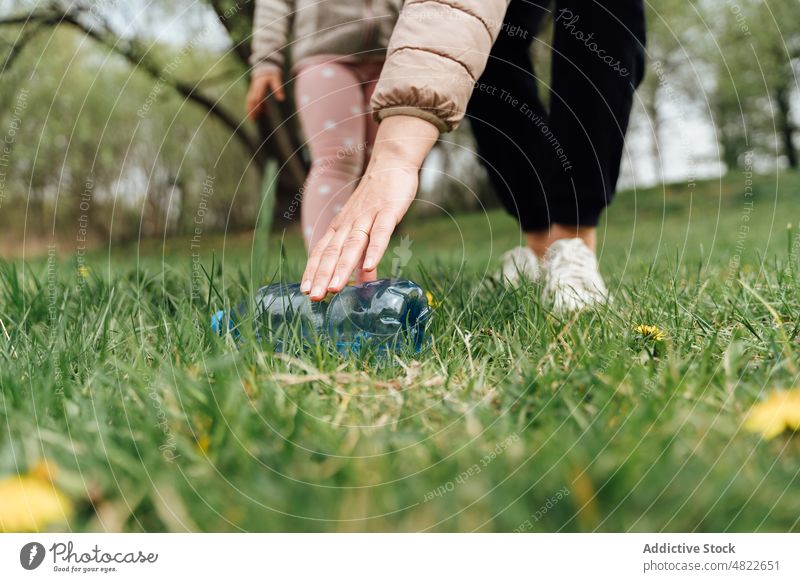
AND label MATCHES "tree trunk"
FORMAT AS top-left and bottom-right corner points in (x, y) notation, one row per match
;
(646, 83), (663, 184)
(257, 106), (307, 225)
(775, 86), (798, 169)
